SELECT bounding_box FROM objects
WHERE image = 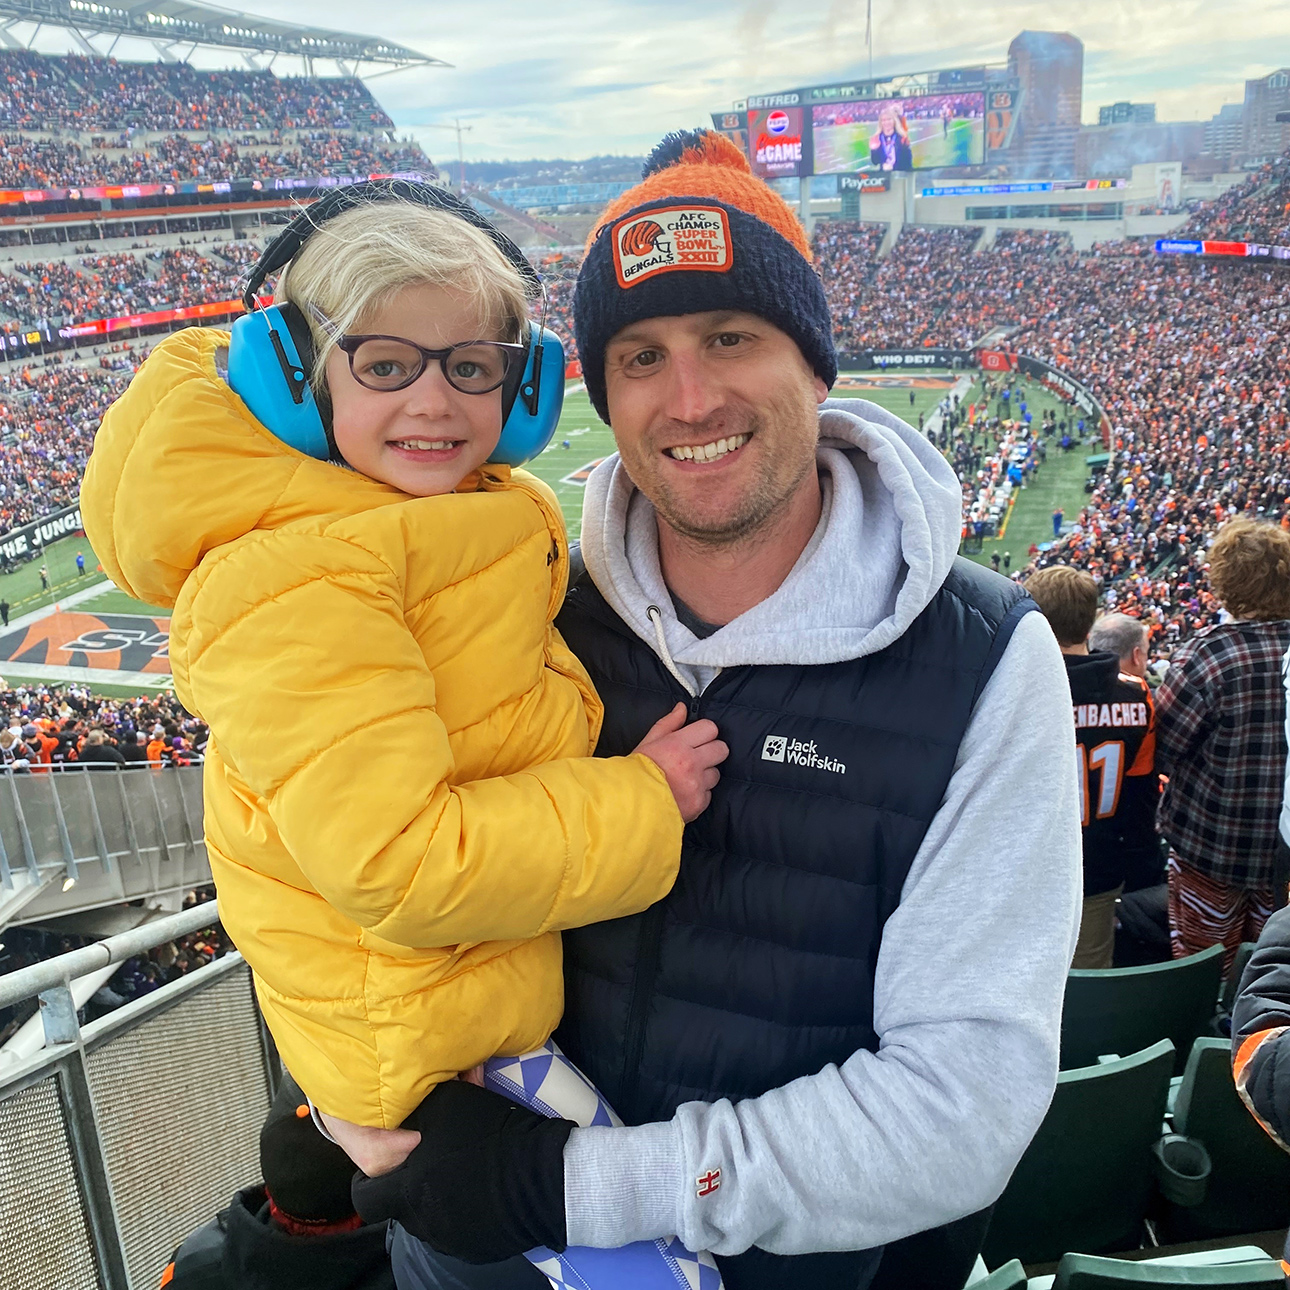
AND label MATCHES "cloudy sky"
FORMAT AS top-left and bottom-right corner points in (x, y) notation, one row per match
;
(33, 0), (1289, 161)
